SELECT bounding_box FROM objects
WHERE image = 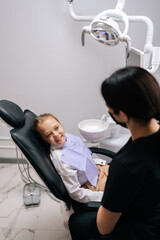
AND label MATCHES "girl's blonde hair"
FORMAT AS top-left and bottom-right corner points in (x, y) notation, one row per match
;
(33, 113), (60, 157)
